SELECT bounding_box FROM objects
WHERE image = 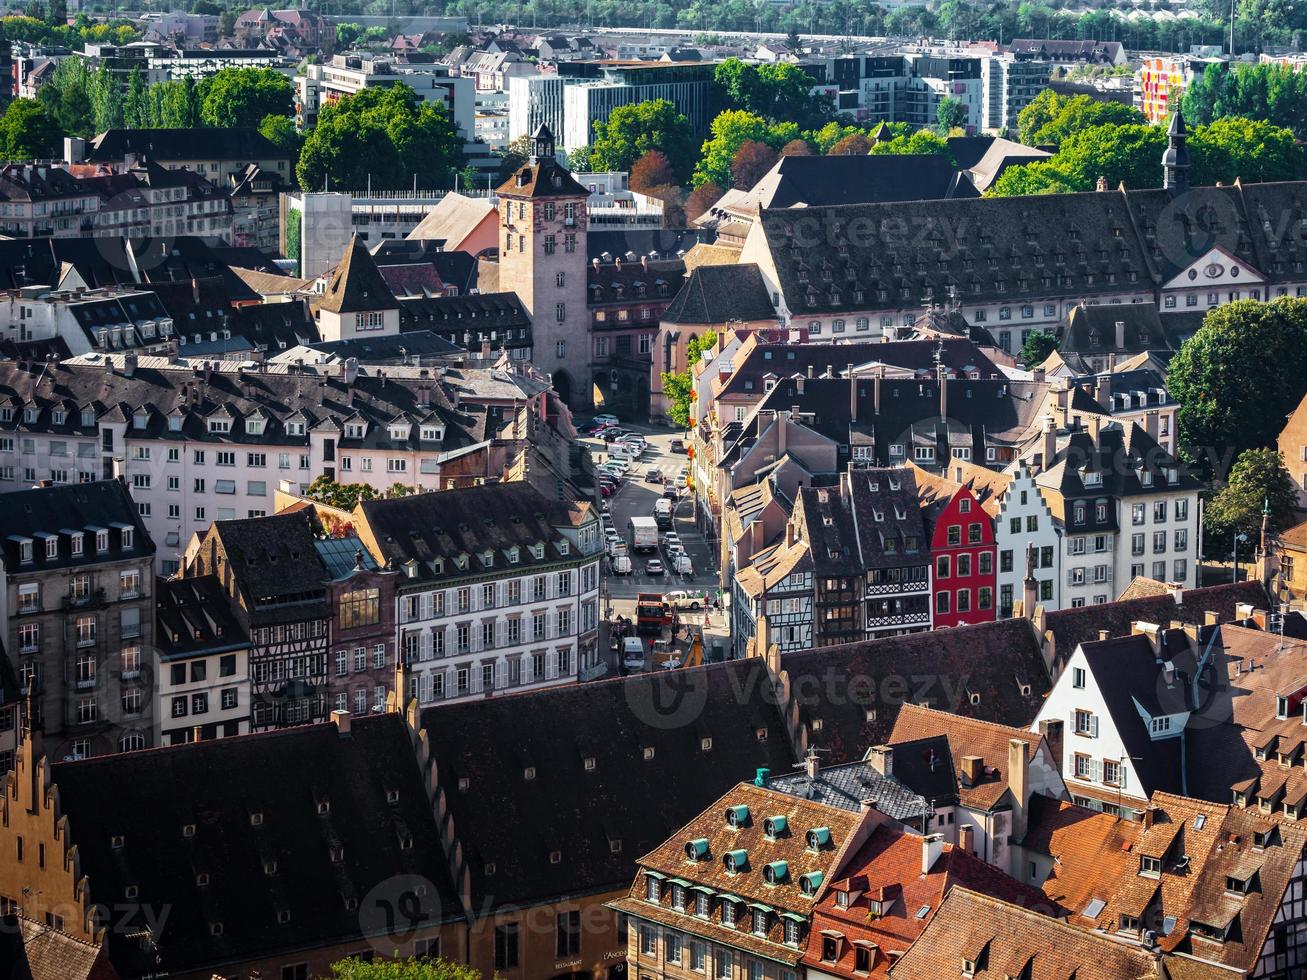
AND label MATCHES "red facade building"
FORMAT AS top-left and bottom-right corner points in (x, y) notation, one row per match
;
(925, 485), (997, 629)
(318, 534), (401, 718)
